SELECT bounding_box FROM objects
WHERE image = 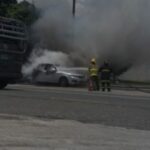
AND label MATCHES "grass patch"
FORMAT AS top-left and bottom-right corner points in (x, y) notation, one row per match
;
(118, 80), (150, 85)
